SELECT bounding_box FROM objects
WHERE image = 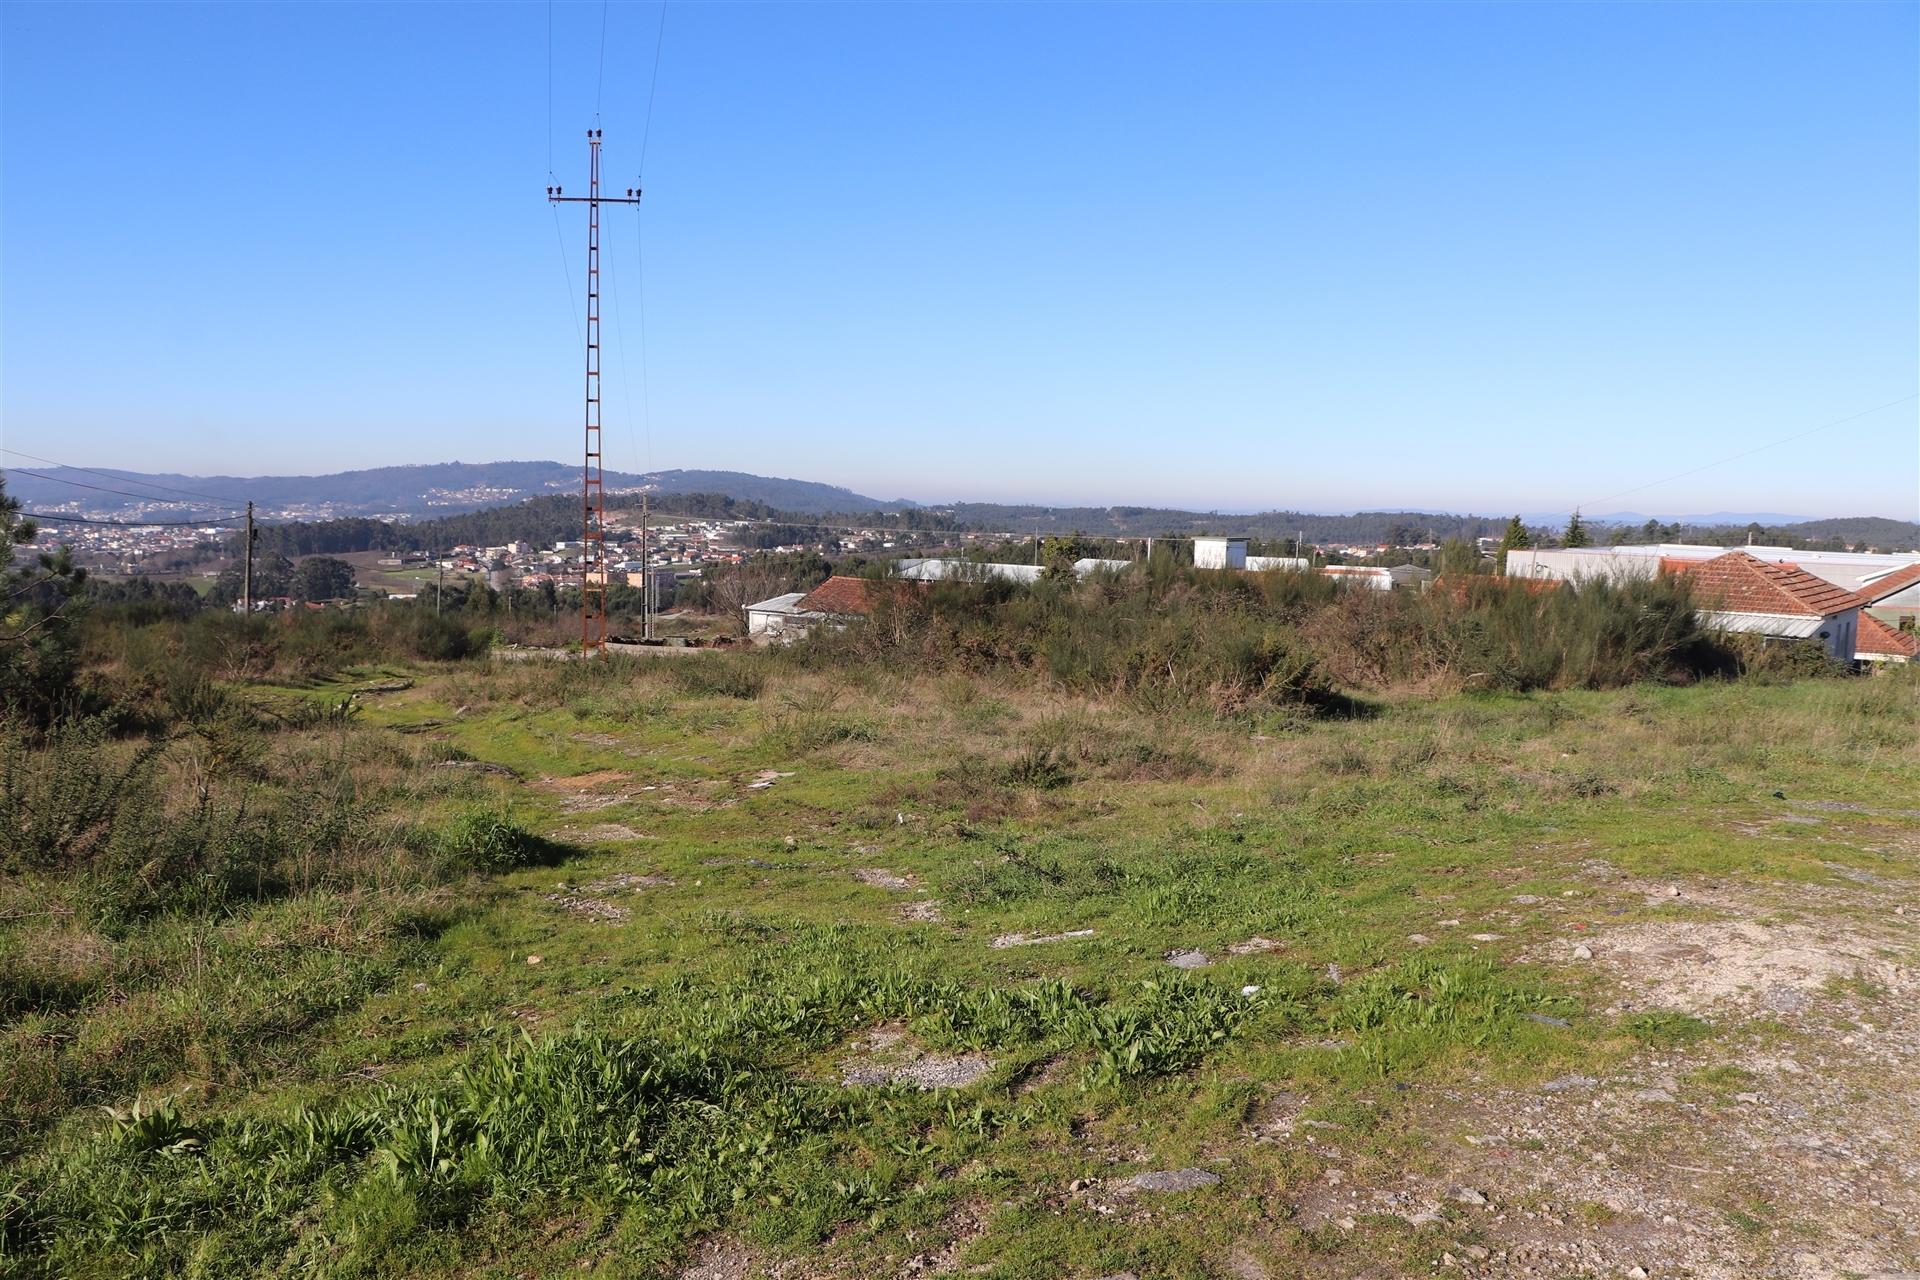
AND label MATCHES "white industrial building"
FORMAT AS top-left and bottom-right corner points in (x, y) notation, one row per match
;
(1506, 546), (1907, 662)
(893, 557), (1132, 584)
(1506, 543), (1920, 593)
(1193, 537), (1248, 570)
(1320, 564), (1435, 591)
